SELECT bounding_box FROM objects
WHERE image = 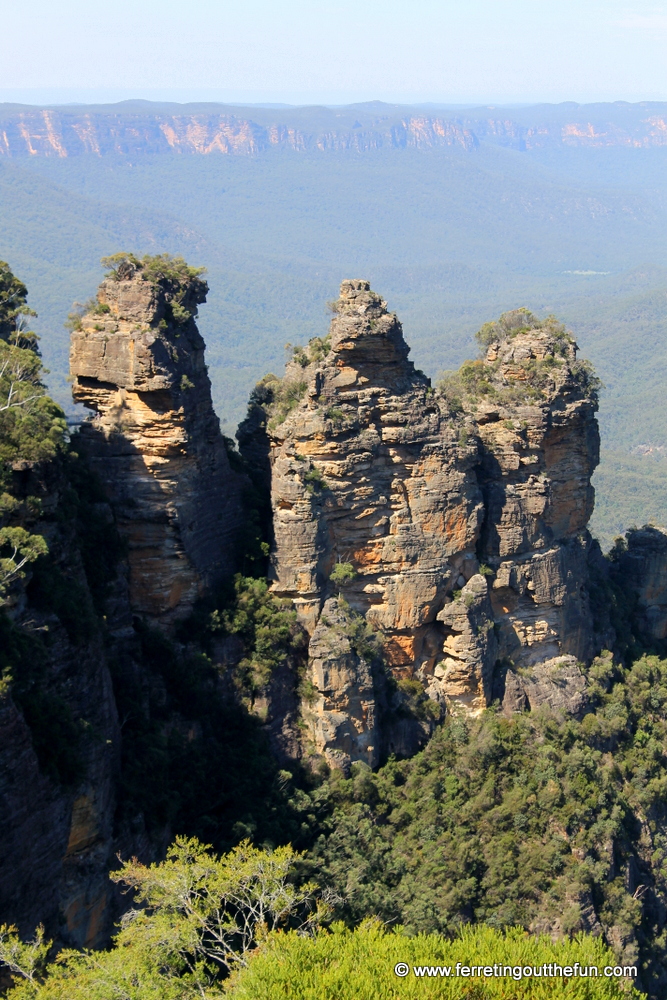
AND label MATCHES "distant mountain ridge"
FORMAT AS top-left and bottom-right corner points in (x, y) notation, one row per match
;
(3, 97), (667, 547)
(1, 100), (667, 157)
